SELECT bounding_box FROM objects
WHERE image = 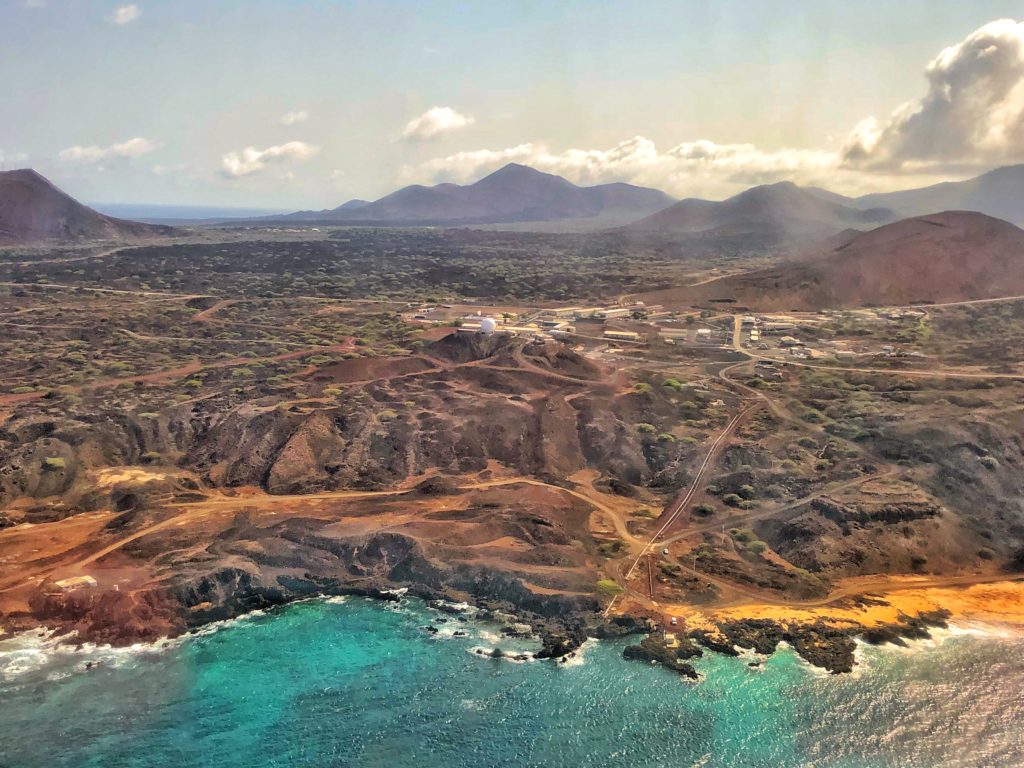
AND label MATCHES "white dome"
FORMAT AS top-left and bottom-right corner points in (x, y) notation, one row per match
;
(479, 317), (497, 335)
